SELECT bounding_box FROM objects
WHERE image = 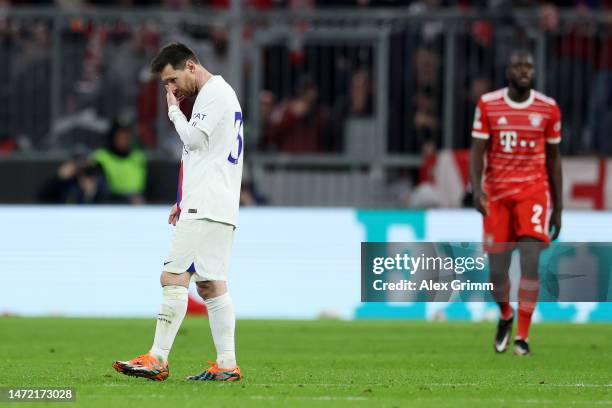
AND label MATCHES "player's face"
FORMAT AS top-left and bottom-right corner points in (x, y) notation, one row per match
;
(160, 60), (199, 99)
(506, 54), (535, 91)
